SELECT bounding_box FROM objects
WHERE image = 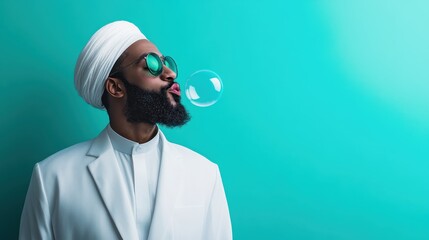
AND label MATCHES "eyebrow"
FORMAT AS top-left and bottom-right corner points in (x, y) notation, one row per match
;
(133, 54), (147, 65)
(110, 52), (165, 76)
(134, 52), (165, 65)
